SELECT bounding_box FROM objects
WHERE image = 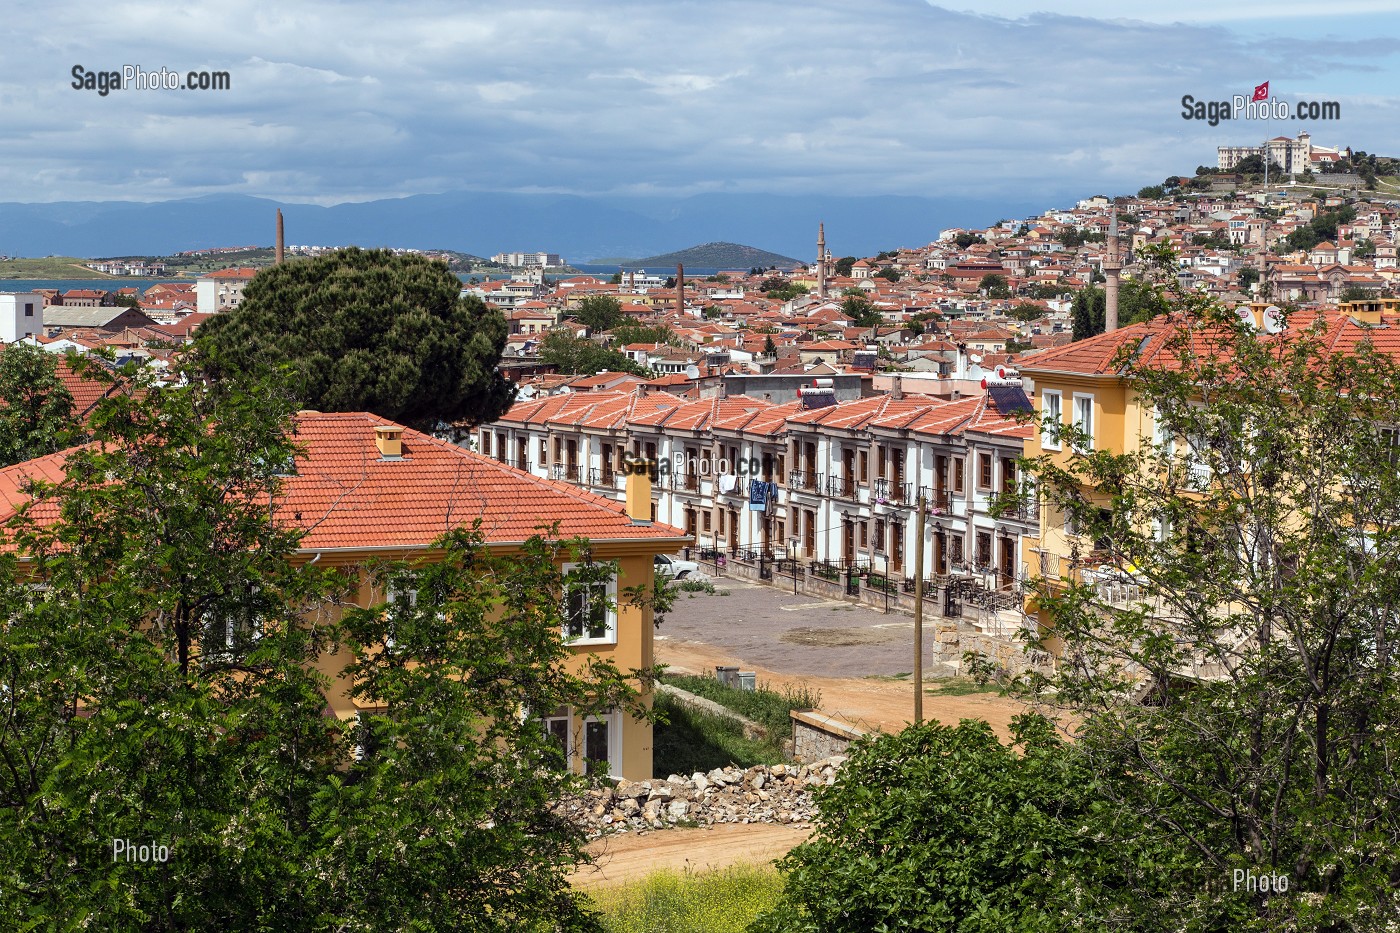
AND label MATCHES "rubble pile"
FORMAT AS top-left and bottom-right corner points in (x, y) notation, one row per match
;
(559, 758), (847, 838)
